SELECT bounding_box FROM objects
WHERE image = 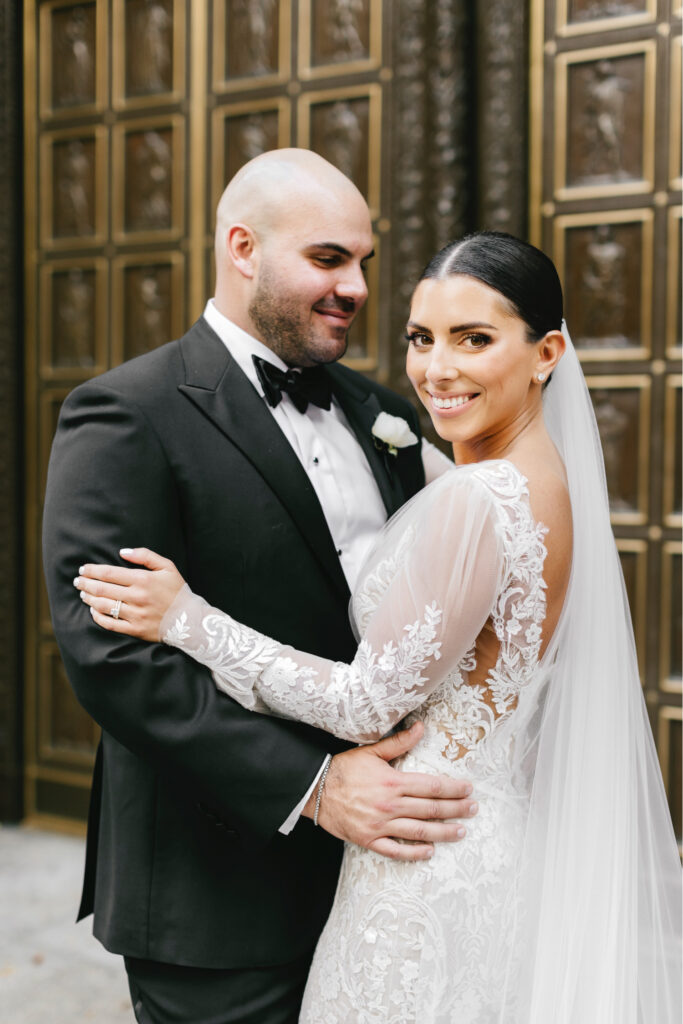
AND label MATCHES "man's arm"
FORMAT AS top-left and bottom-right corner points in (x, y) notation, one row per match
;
(43, 380), (333, 852)
(302, 725), (476, 861)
